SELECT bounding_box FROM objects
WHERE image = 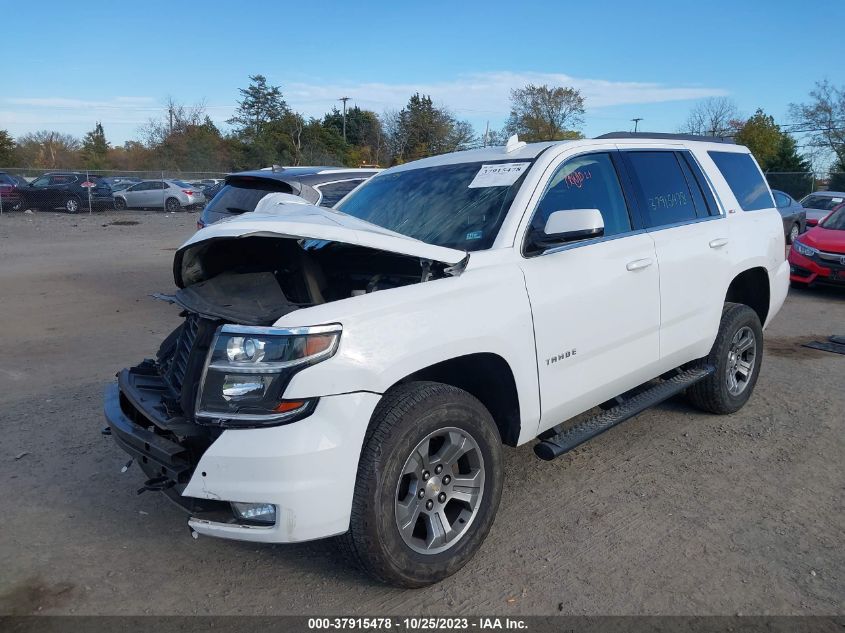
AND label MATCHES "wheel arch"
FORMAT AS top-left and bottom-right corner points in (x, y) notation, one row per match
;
(378, 353), (522, 447)
(724, 266), (770, 326)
